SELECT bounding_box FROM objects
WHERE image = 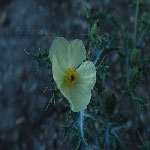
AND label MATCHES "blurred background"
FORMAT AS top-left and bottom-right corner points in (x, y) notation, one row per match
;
(0, 0), (148, 150)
